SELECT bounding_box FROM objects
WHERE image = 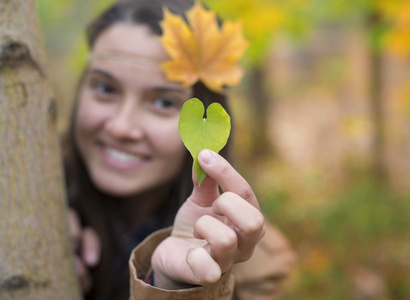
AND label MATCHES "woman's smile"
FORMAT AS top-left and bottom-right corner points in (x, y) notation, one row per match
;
(99, 144), (147, 170)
